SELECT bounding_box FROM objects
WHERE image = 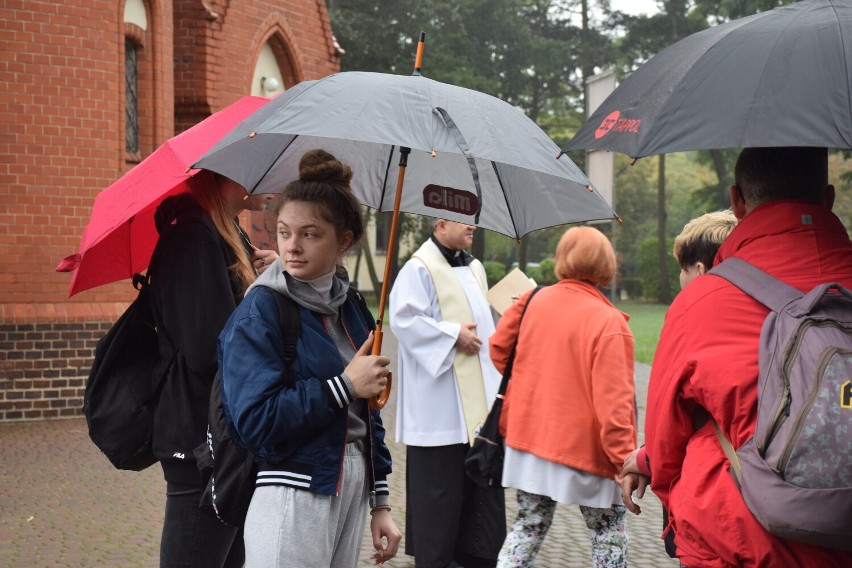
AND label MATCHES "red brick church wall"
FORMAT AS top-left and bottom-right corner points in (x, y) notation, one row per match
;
(0, 0), (340, 421)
